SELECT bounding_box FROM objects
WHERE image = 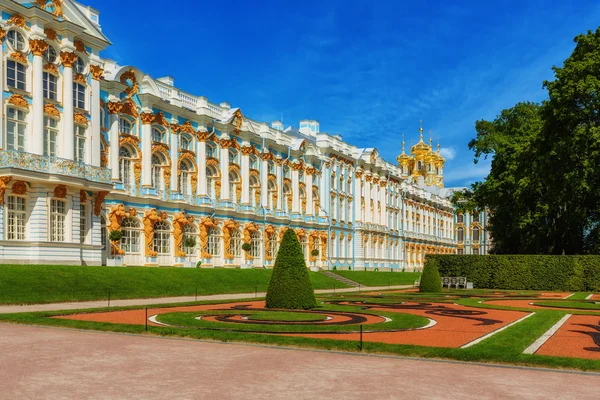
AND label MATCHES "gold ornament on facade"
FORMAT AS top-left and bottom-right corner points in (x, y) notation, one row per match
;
(319, 231), (328, 261)
(142, 209), (164, 257)
(29, 39), (48, 56)
(153, 111), (169, 127)
(134, 162), (142, 192)
(291, 161), (304, 171)
(199, 216), (219, 258)
(120, 99), (138, 118)
(141, 112), (155, 125)
(43, 103), (60, 117)
(12, 181), (26, 195)
(169, 123), (180, 133)
(8, 94), (29, 110)
(264, 225), (277, 261)
(94, 191), (109, 216)
(308, 230), (319, 262)
(44, 63), (58, 74)
(191, 173), (198, 199)
(60, 51), (77, 67)
(179, 121), (196, 135)
(7, 14), (28, 30)
(173, 212), (191, 257)
(53, 184), (67, 198)
(108, 204), (127, 255)
(305, 167), (317, 175)
(74, 112), (88, 126)
(79, 190), (87, 203)
(240, 145), (257, 156)
(36, 0), (64, 19)
(0, 29), (6, 42)
(163, 168), (171, 193)
(10, 51), (27, 63)
(120, 69), (139, 99)
(107, 101), (123, 114)
(73, 39), (88, 54)
(231, 109), (243, 133)
(44, 27), (58, 41)
(89, 65), (104, 80)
